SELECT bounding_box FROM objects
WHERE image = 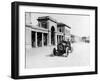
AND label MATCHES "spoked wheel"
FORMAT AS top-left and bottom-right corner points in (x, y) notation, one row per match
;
(53, 48), (57, 56)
